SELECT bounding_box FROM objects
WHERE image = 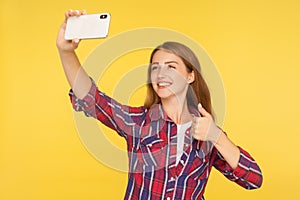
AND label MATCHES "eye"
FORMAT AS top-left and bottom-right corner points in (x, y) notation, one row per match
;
(168, 65), (176, 69)
(151, 64), (159, 71)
